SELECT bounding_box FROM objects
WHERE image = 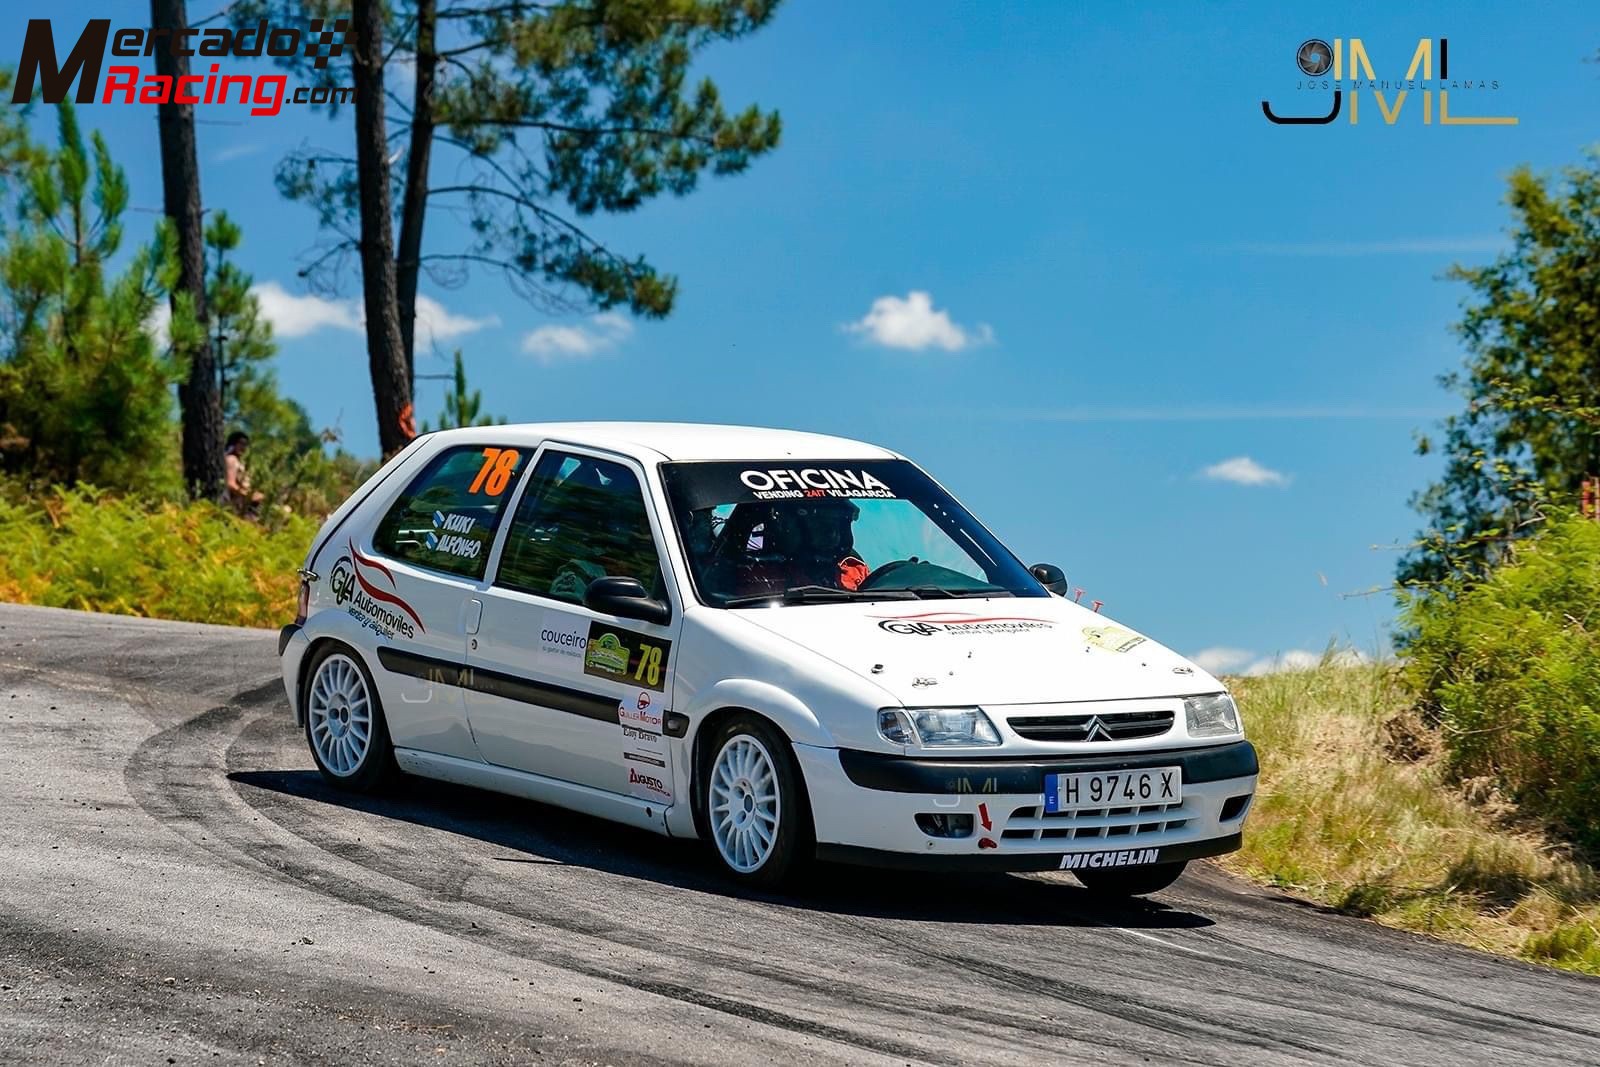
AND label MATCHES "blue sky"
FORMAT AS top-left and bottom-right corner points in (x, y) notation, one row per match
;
(5, 1), (1597, 669)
